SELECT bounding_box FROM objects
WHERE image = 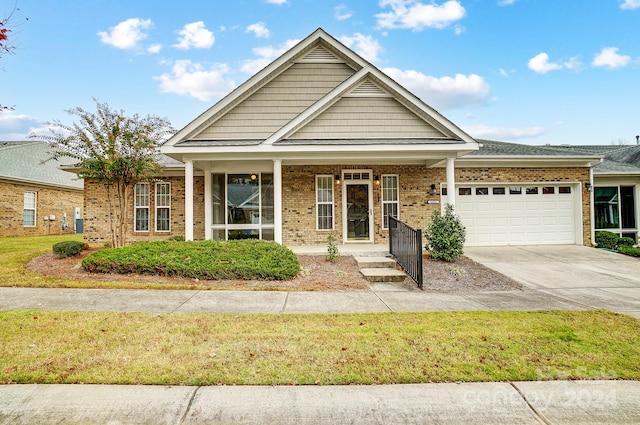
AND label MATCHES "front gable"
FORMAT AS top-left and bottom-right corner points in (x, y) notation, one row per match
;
(162, 28), (478, 157)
